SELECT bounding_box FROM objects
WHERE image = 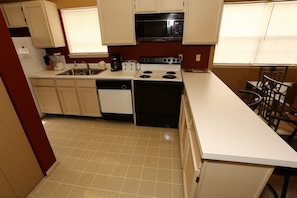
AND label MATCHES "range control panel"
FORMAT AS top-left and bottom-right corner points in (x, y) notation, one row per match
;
(140, 57), (181, 65)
